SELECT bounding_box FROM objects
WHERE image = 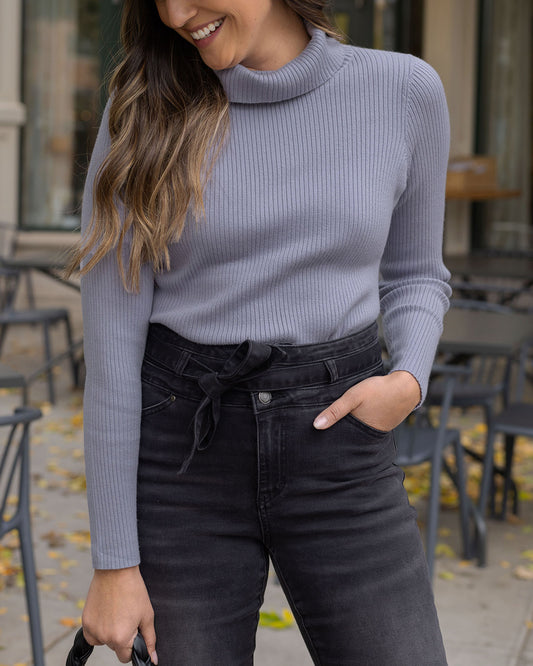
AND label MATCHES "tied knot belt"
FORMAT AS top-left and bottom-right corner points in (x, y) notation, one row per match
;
(191, 340), (287, 471)
(144, 323), (382, 475)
